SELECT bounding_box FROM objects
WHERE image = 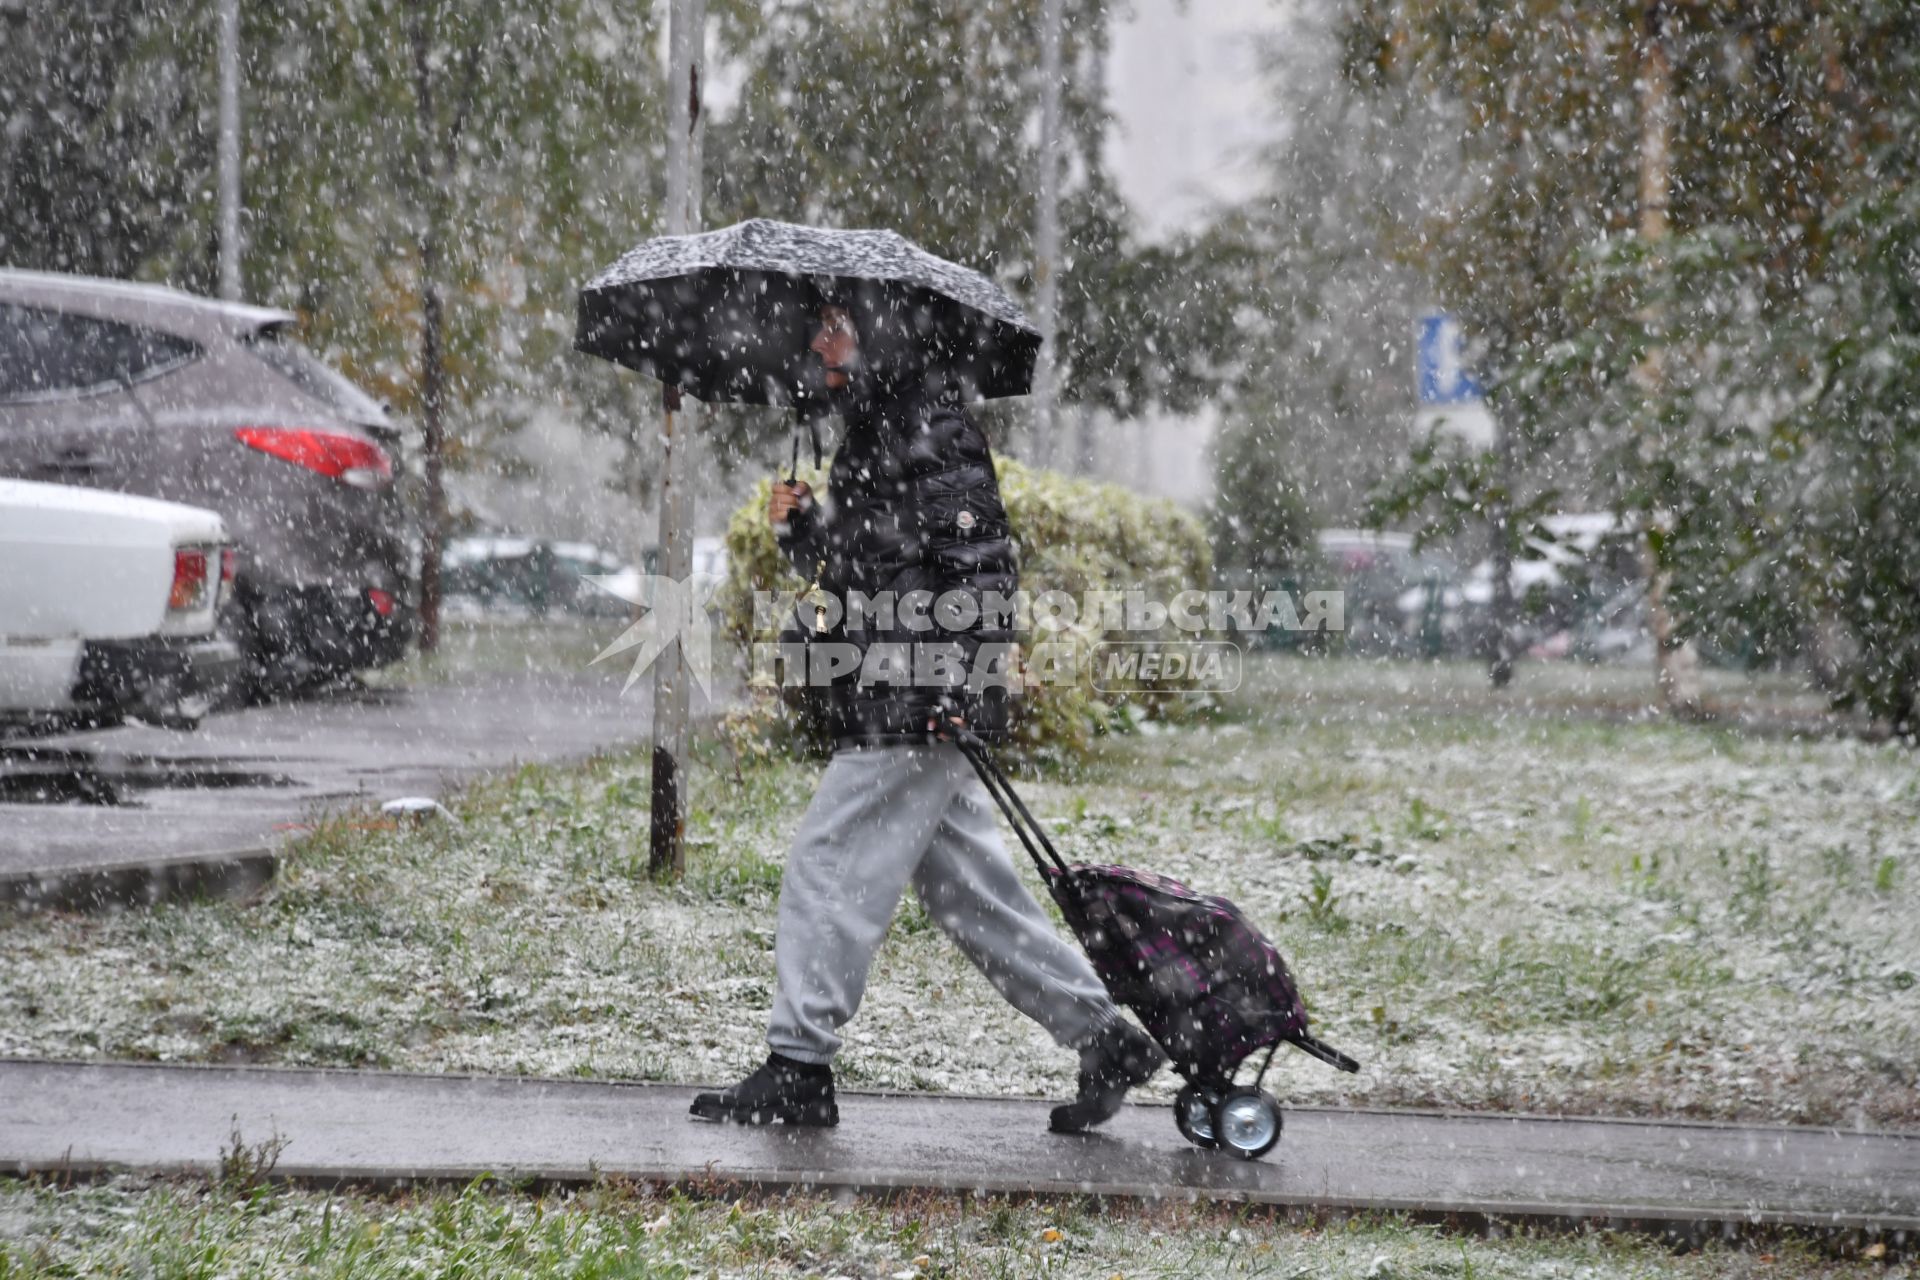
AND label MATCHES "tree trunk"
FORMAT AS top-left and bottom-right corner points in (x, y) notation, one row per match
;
(410, 5), (445, 655)
(404, 2), (481, 657)
(1635, 0), (1702, 716)
(417, 254), (446, 655)
(1488, 409), (1516, 688)
(1030, 0), (1065, 469)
